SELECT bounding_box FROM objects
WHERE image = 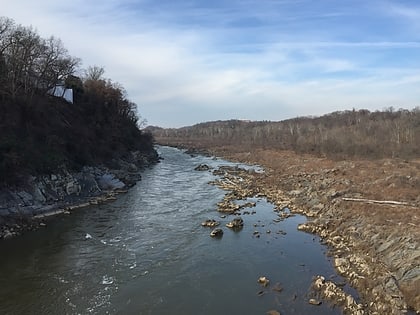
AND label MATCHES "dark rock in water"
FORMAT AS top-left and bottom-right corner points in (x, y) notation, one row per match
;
(210, 228), (223, 237)
(226, 217), (244, 228)
(240, 201), (257, 209)
(201, 219), (220, 227)
(272, 283), (283, 293)
(194, 164), (211, 171)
